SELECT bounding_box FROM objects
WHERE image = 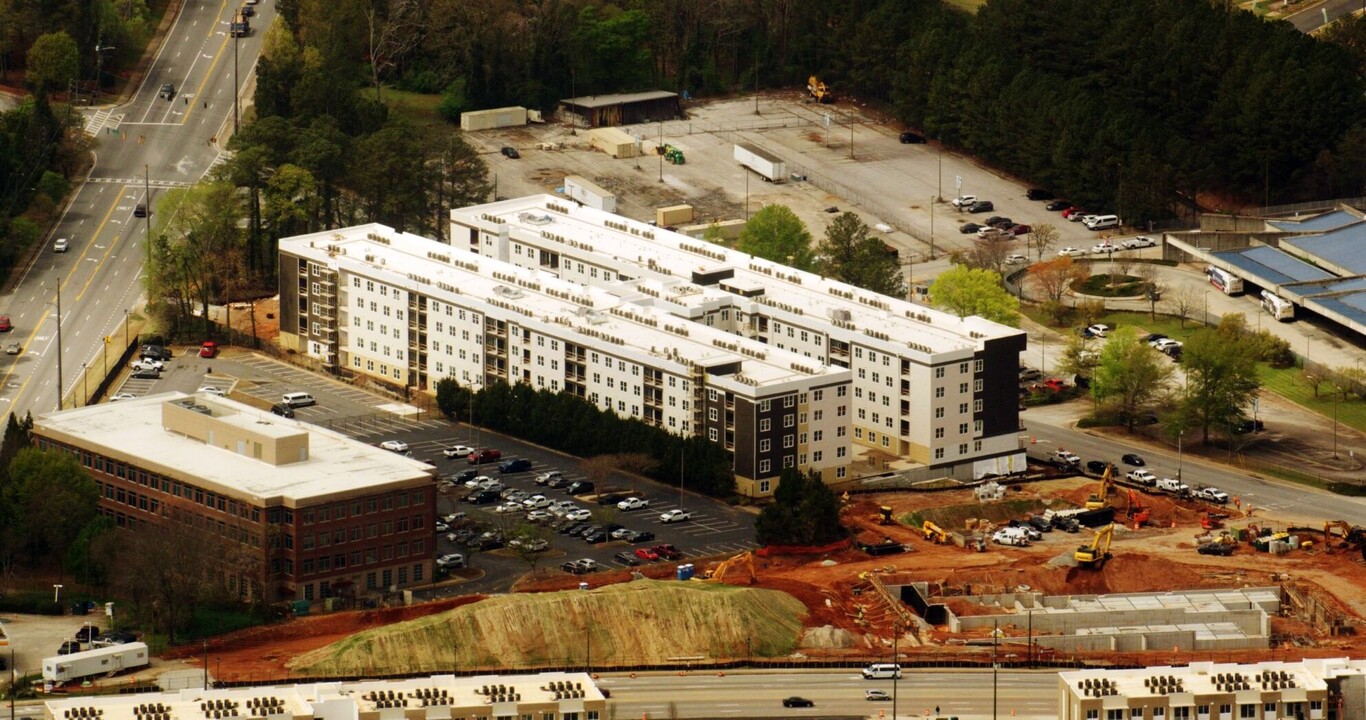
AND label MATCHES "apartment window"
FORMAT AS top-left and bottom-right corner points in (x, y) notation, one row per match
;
(1106, 712), (1123, 720)
(974, 440), (982, 451)
(783, 435), (794, 448)
(935, 387), (945, 398)
(759, 460), (771, 474)
(974, 378), (983, 392)
(1152, 708), (1166, 719)
(959, 382), (969, 393)
(958, 443), (968, 454)
(835, 447), (846, 458)
(784, 414), (794, 428)
(836, 386), (846, 397)
(1171, 708), (1190, 719)
(1085, 712), (1099, 720)
(759, 399), (771, 412)
(708, 428), (719, 441)
(934, 448), (944, 460)
(934, 367), (945, 379)
(836, 467), (846, 478)
(974, 399), (983, 412)
(708, 408), (718, 421)
(812, 451), (822, 462)
(934, 428), (944, 439)
(759, 439), (771, 452)
(784, 395), (795, 407)
(935, 407), (945, 419)
(959, 402), (969, 414)
(959, 423), (969, 434)
(813, 389), (823, 401)
(758, 480), (770, 494)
